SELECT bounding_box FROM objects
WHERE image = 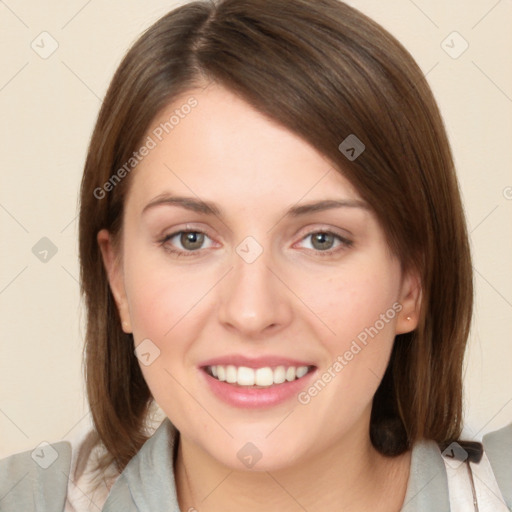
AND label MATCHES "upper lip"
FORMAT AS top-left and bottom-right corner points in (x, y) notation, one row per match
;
(199, 355), (315, 369)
